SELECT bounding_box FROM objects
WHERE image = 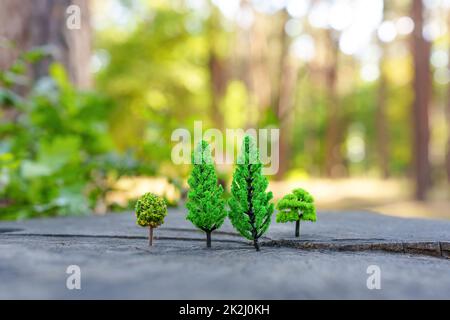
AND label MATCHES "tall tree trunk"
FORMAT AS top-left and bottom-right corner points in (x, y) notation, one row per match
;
(249, 11), (272, 116)
(376, 69), (390, 178)
(376, 2), (390, 179)
(0, 0), (30, 72)
(324, 30), (342, 178)
(0, 0), (92, 89)
(208, 51), (226, 130)
(207, 7), (227, 130)
(274, 10), (298, 180)
(241, 6), (273, 128)
(447, 85), (450, 183)
(446, 12), (450, 184)
(411, 0), (431, 200)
